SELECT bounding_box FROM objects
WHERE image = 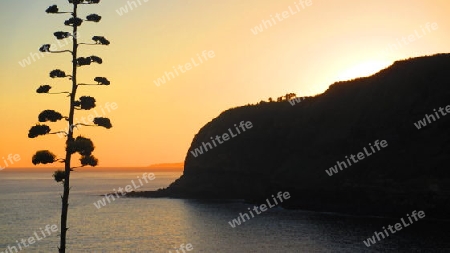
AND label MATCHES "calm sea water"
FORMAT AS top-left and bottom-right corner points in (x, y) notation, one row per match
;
(1, 169), (449, 253)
